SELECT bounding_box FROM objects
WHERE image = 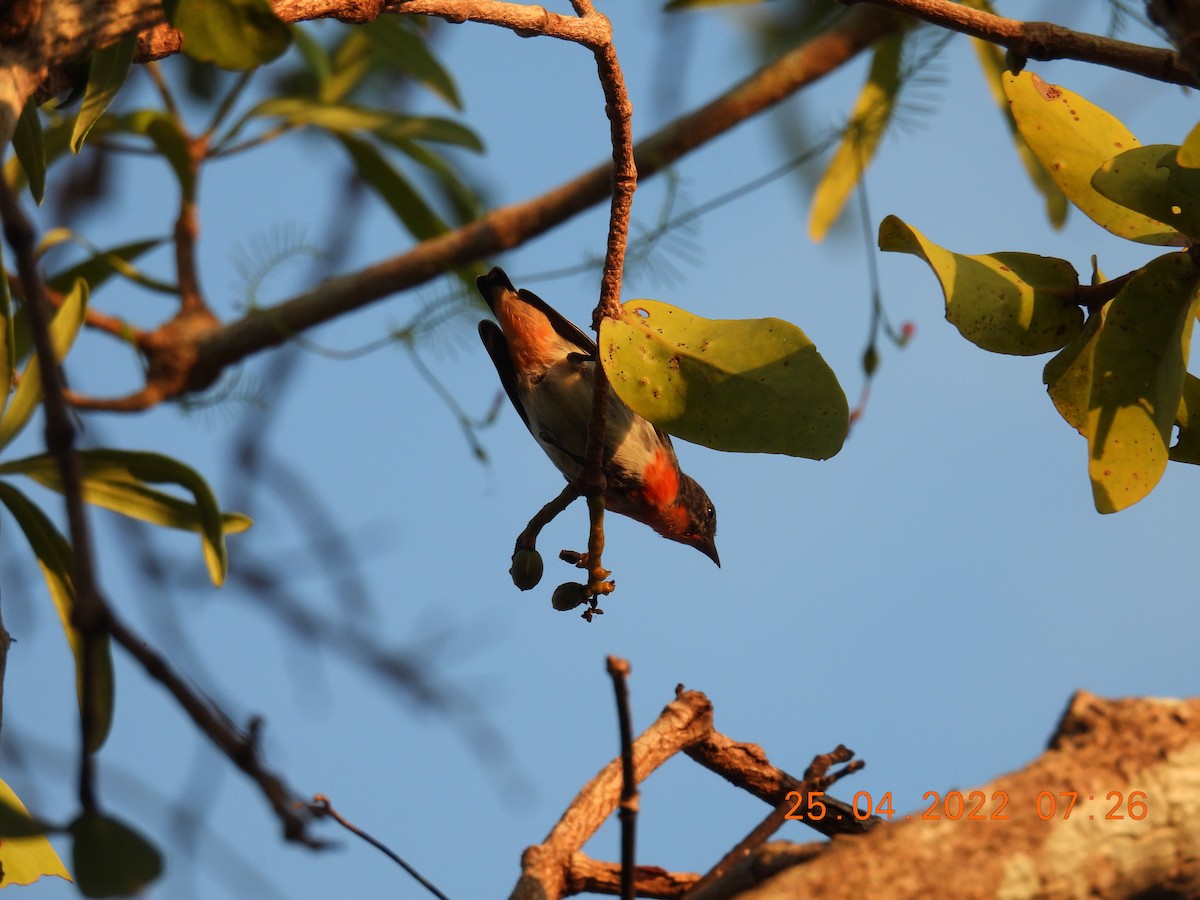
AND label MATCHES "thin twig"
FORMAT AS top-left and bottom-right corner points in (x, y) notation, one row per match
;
(0, 172), (104, 815)
(606, 656), (637, 900)
(307, 795), (450, 900)
(839, 0), (1197, 86)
